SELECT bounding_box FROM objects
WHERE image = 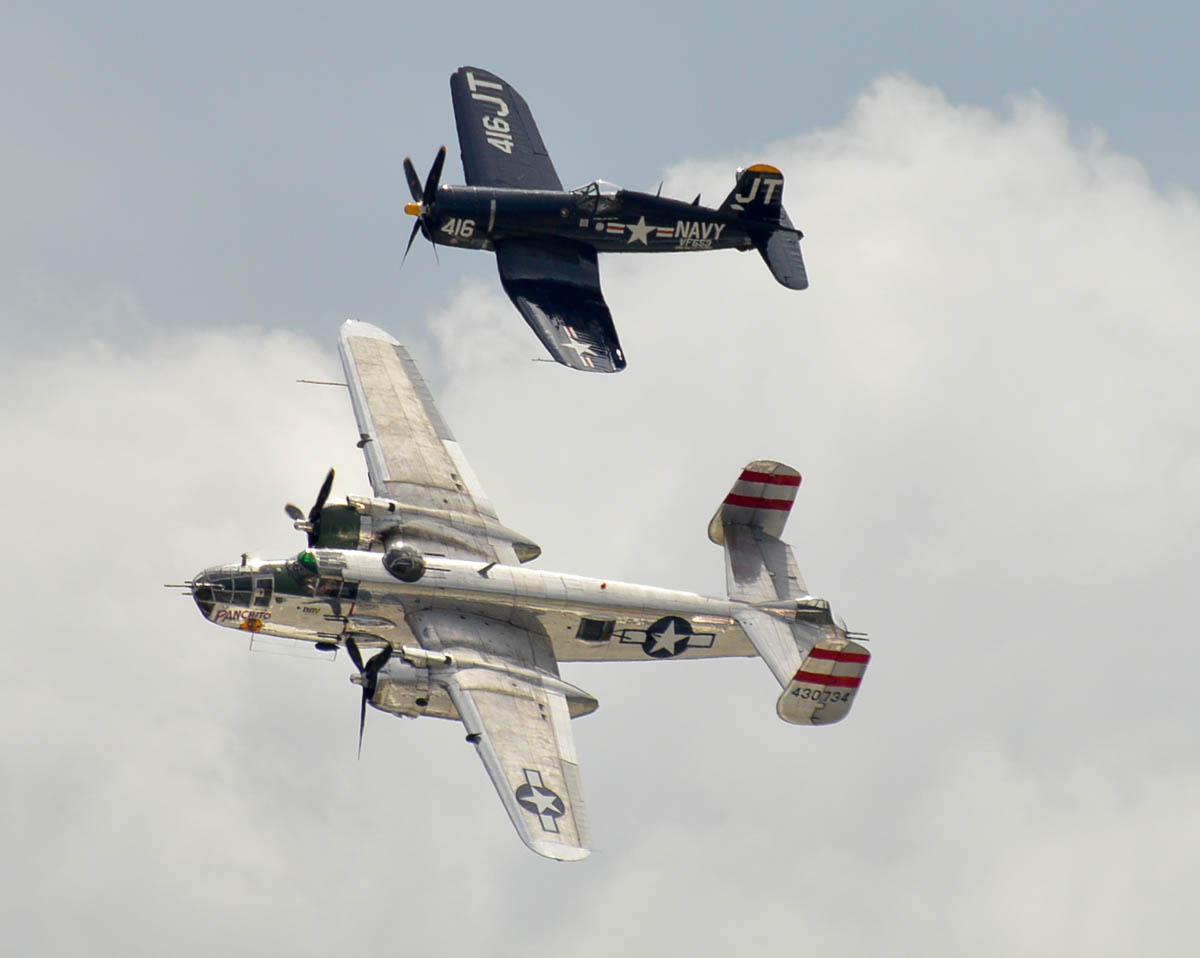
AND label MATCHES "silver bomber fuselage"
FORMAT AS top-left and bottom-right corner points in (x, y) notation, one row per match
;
(193, 549), (757, 663)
